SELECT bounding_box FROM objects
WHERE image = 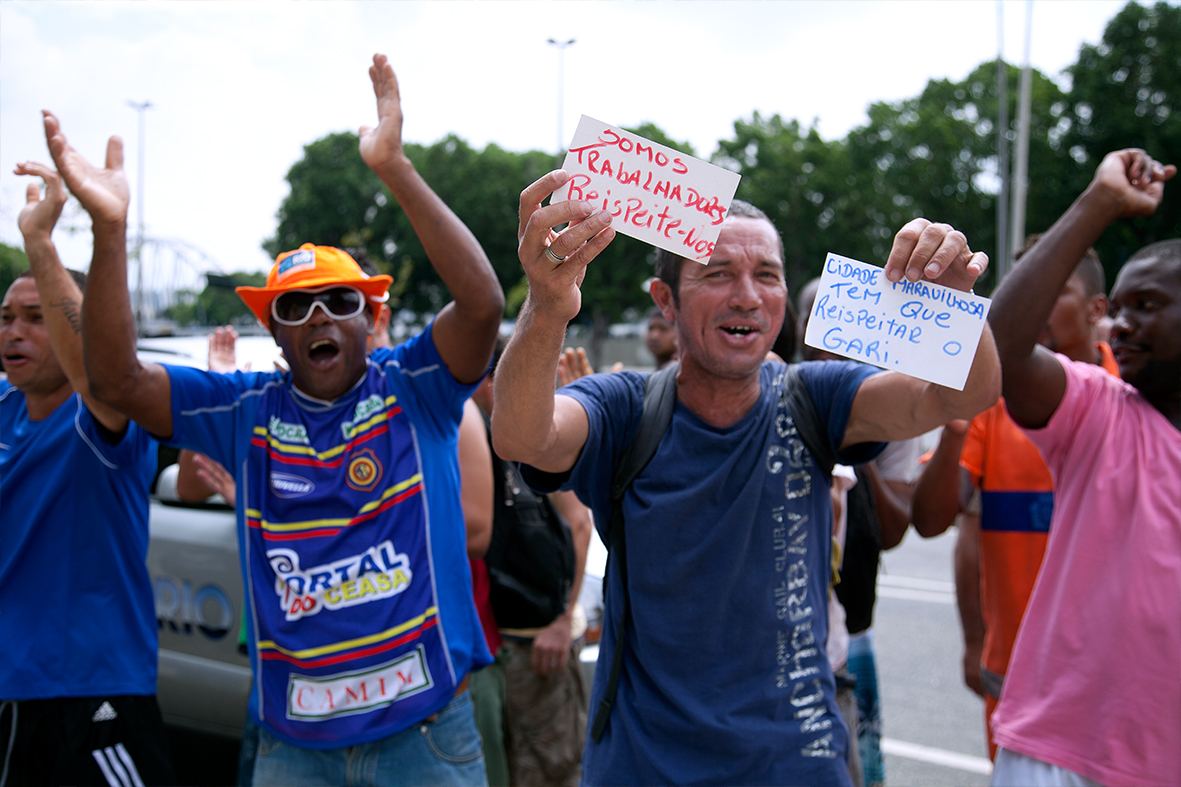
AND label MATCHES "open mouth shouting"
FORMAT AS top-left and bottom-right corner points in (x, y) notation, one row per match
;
(306, 336), (342, 368)
(0, 343), (34, 374)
